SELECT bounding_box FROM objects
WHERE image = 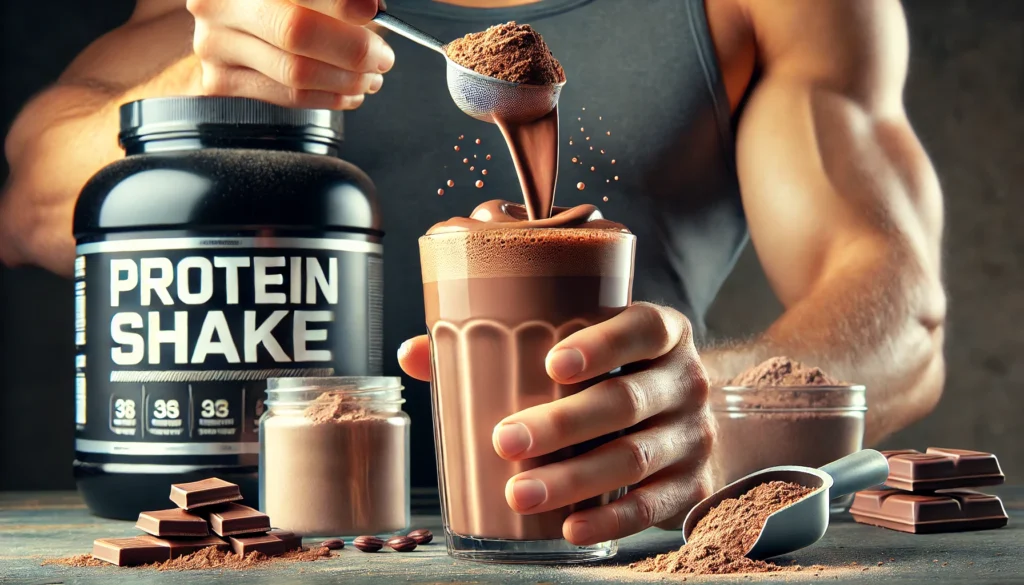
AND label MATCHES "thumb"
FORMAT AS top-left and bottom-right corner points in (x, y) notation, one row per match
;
(397, 335), (431, 381)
